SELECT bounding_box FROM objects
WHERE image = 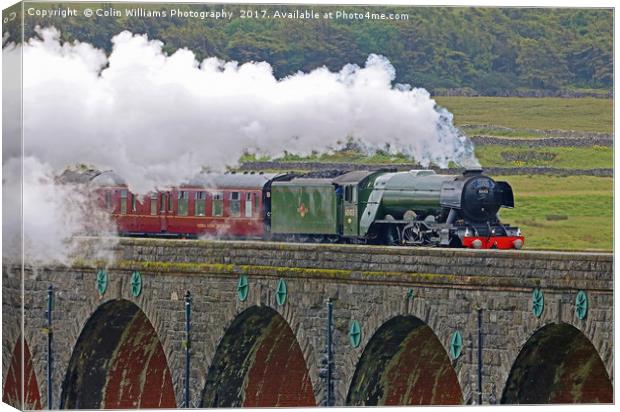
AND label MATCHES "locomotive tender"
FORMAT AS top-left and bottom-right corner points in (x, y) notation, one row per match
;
(84, 168), (523, 249)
